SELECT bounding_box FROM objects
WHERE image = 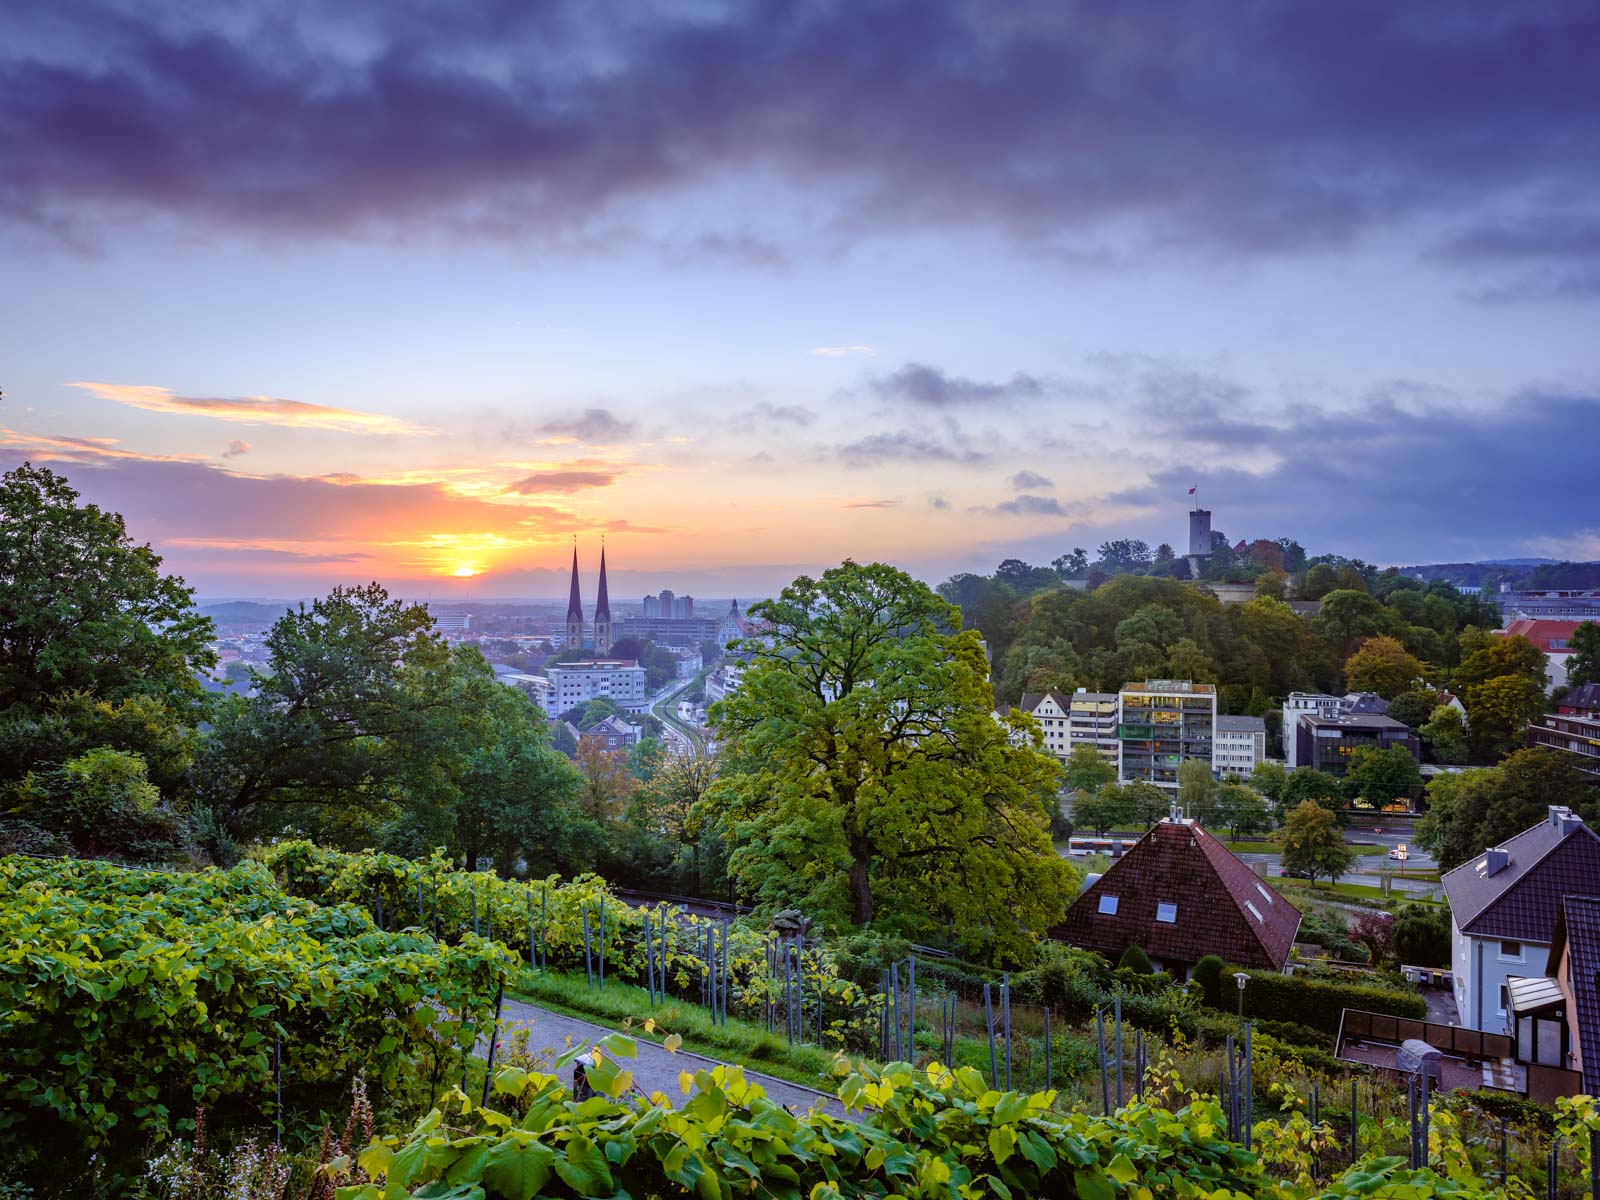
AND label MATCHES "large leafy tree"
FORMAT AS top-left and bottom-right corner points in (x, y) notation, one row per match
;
(1343, 635), (1428, 698)
(1416, 748), (1594, 869)
(1568, 621), (1600, 689)
(705, 560), (1075, 960)
(0, 464), (215, 717)
(1342, 744), (1422, 808)
(1280, 800), (1355, 885)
